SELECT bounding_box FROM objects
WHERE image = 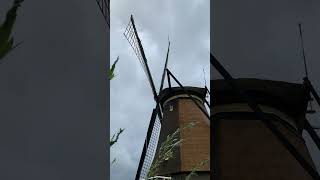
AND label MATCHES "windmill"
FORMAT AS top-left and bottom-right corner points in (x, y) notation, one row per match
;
(124, 15), (210, 180)
(210, 23), (320, 180)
